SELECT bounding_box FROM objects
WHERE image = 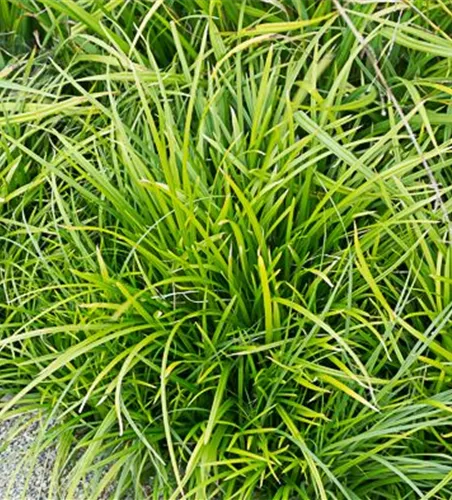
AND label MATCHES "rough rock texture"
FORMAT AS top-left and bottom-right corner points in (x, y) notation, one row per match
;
(0, 414), (57, 500)
(0, 411), (121, 499)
